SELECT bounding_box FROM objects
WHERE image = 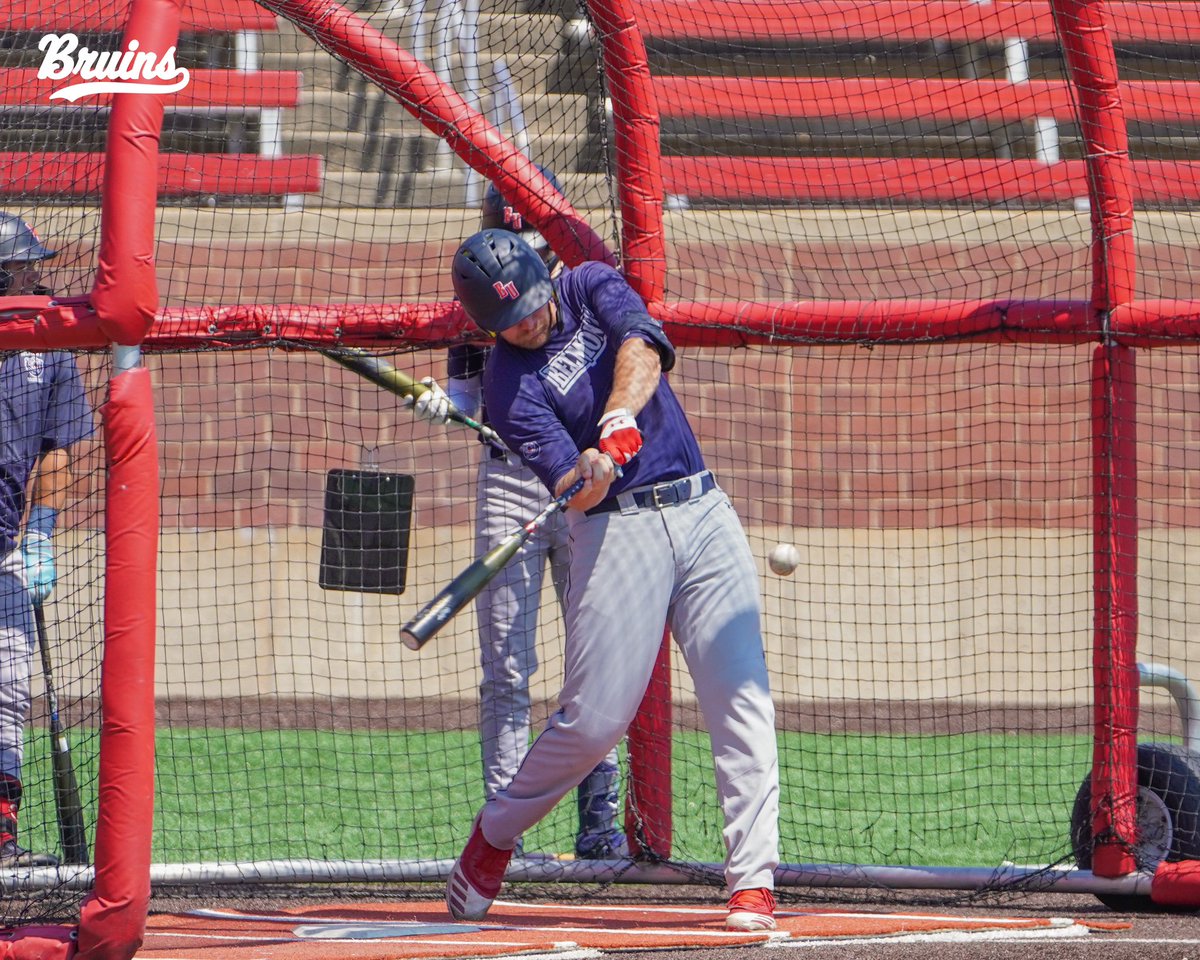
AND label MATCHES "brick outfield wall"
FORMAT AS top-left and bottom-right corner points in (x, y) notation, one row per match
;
(149, 339), (1190, 533)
